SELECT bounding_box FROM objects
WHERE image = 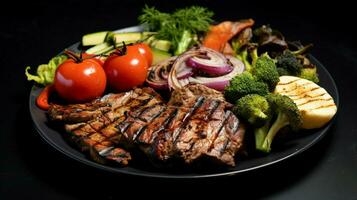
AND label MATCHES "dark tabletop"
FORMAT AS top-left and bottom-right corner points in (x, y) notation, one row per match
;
(1, 0), (357, 199)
